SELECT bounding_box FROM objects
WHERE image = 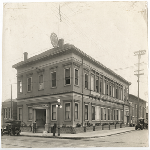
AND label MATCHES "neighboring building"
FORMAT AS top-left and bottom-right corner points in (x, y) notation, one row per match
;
(1, 99), (17, 128)
(129, 94), (146, 125)
(12, 41), (131, 132)
(146, 106), (148, 122)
